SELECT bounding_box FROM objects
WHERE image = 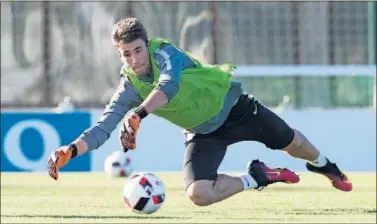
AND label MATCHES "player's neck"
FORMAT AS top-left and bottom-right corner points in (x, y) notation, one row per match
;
(138, 64), (152, 77)
(132, 63), (152, 77)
